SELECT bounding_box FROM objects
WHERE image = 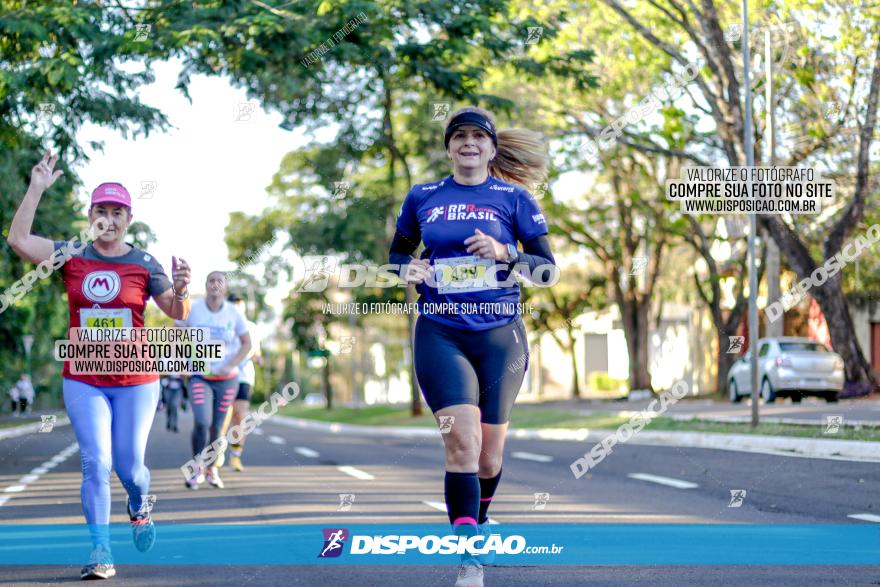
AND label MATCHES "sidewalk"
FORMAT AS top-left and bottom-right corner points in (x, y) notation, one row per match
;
(515, 395), (880, 427)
